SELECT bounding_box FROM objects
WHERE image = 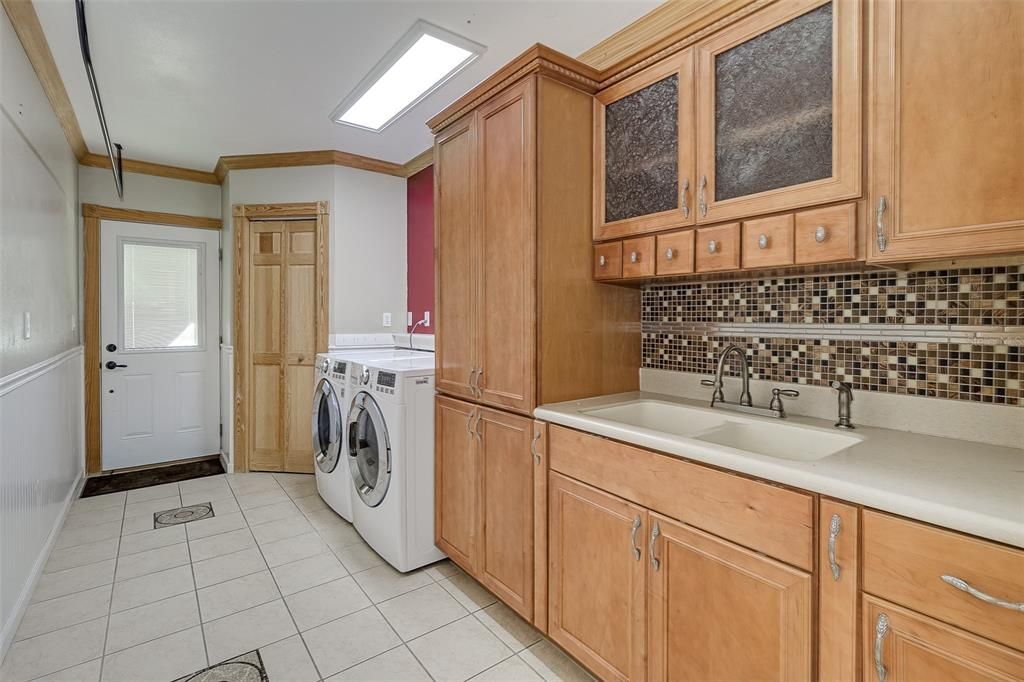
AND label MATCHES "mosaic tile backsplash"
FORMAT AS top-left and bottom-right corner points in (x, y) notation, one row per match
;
(641, 266), (1023, 405)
